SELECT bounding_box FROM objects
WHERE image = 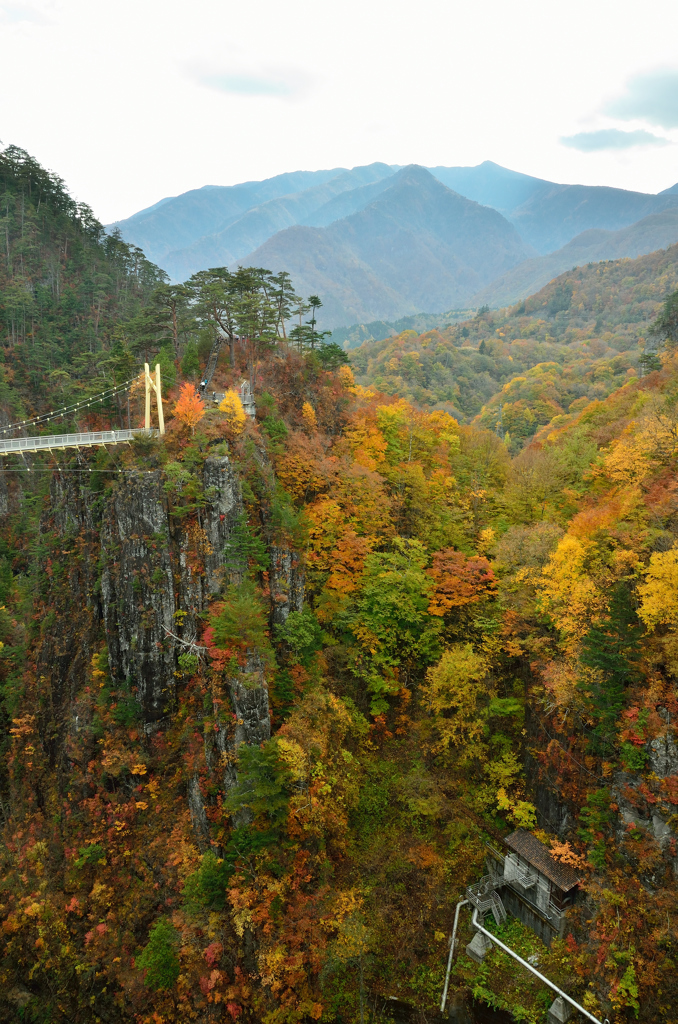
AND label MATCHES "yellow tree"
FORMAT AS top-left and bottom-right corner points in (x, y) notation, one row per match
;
(637, 545), (678, 629)
(538, 534), (605, 652)
(301, 401), (317, 432)
(219, 390), (247, 434)
(637, 545), (678, 673)
(421, 643), (490, 750)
